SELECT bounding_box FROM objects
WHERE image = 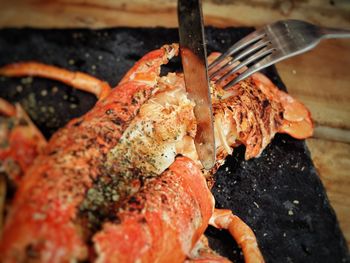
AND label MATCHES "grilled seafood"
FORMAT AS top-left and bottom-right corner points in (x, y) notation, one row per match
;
(0, 44), (313, 262)
(0, 99), (46, 186)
